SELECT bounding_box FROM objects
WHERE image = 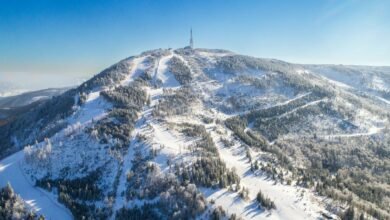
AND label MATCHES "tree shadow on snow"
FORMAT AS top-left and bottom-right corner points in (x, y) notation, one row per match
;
(242, 200), (264, 218)
(243, 168), (254, 178)
(231, 193), (242, 205)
